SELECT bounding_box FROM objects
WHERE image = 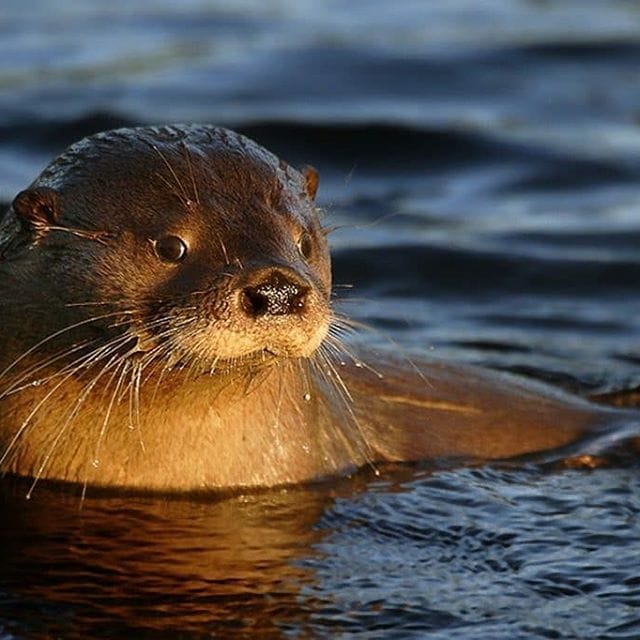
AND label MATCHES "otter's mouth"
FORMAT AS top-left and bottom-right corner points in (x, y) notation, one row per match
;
(128, 334), (315, 377)
(137, 318), (330, 371)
